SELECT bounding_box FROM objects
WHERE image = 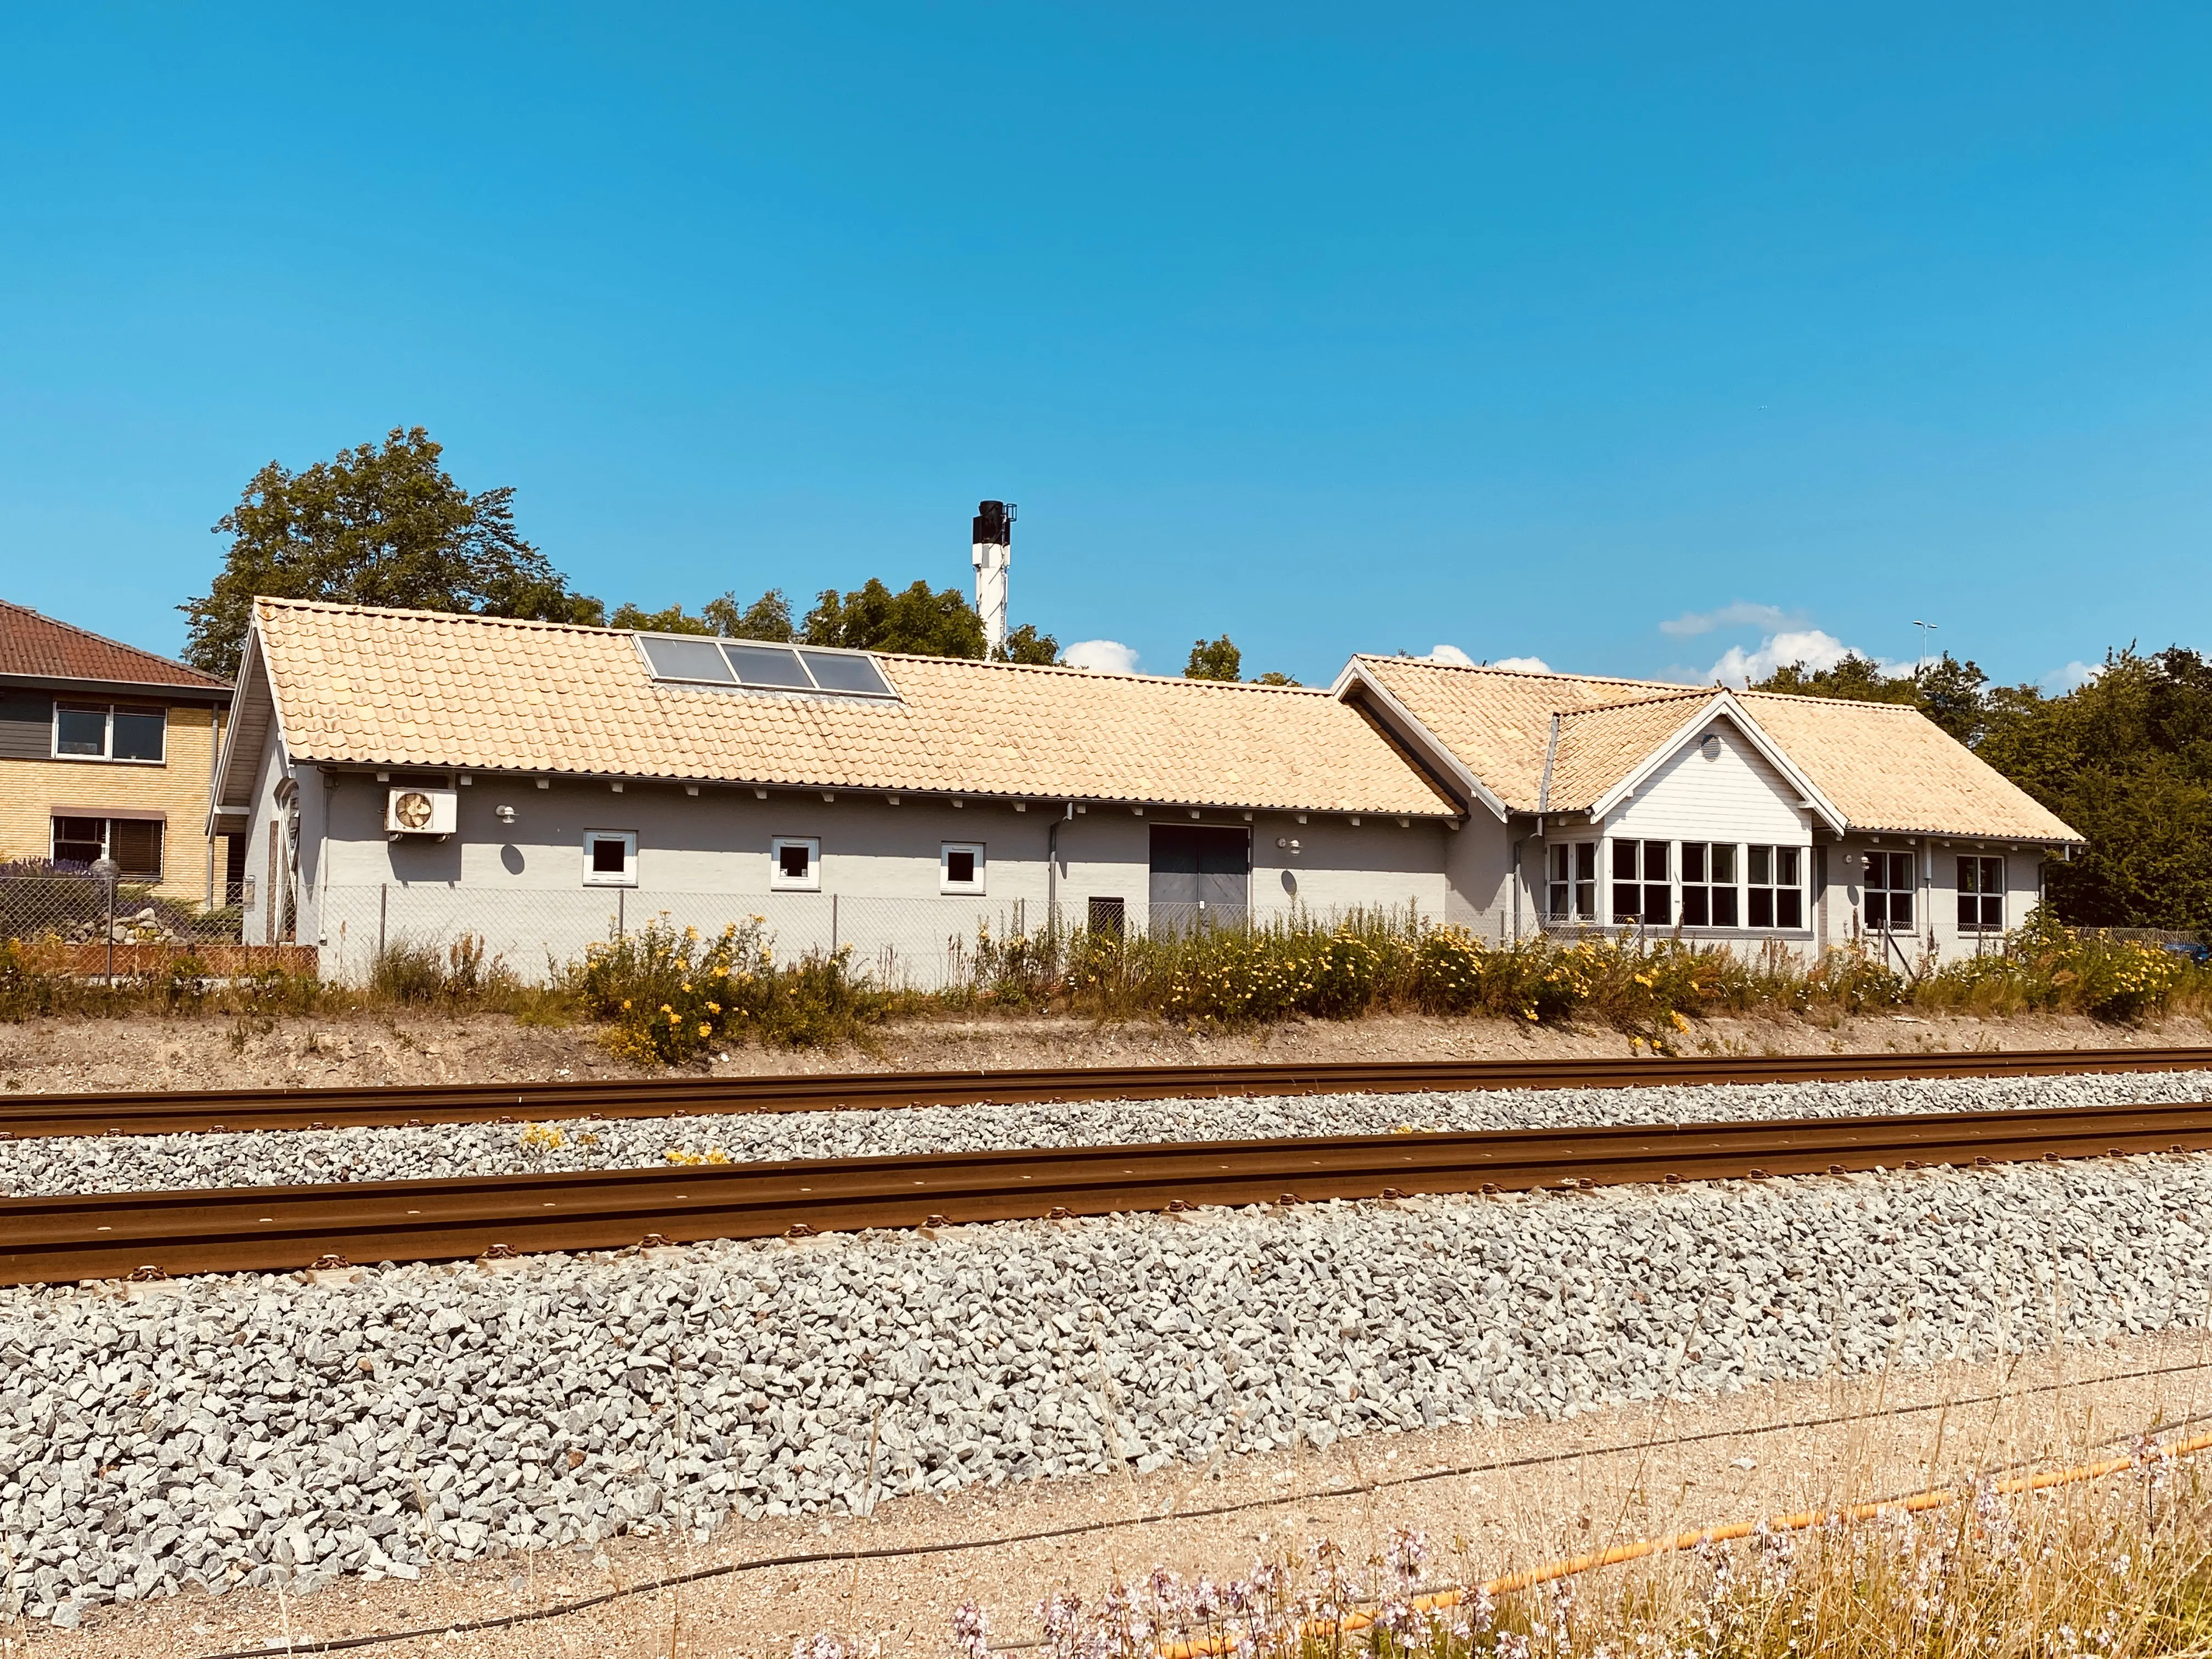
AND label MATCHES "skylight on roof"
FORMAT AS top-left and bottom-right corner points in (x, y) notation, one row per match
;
(635, 634), (897, 699)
